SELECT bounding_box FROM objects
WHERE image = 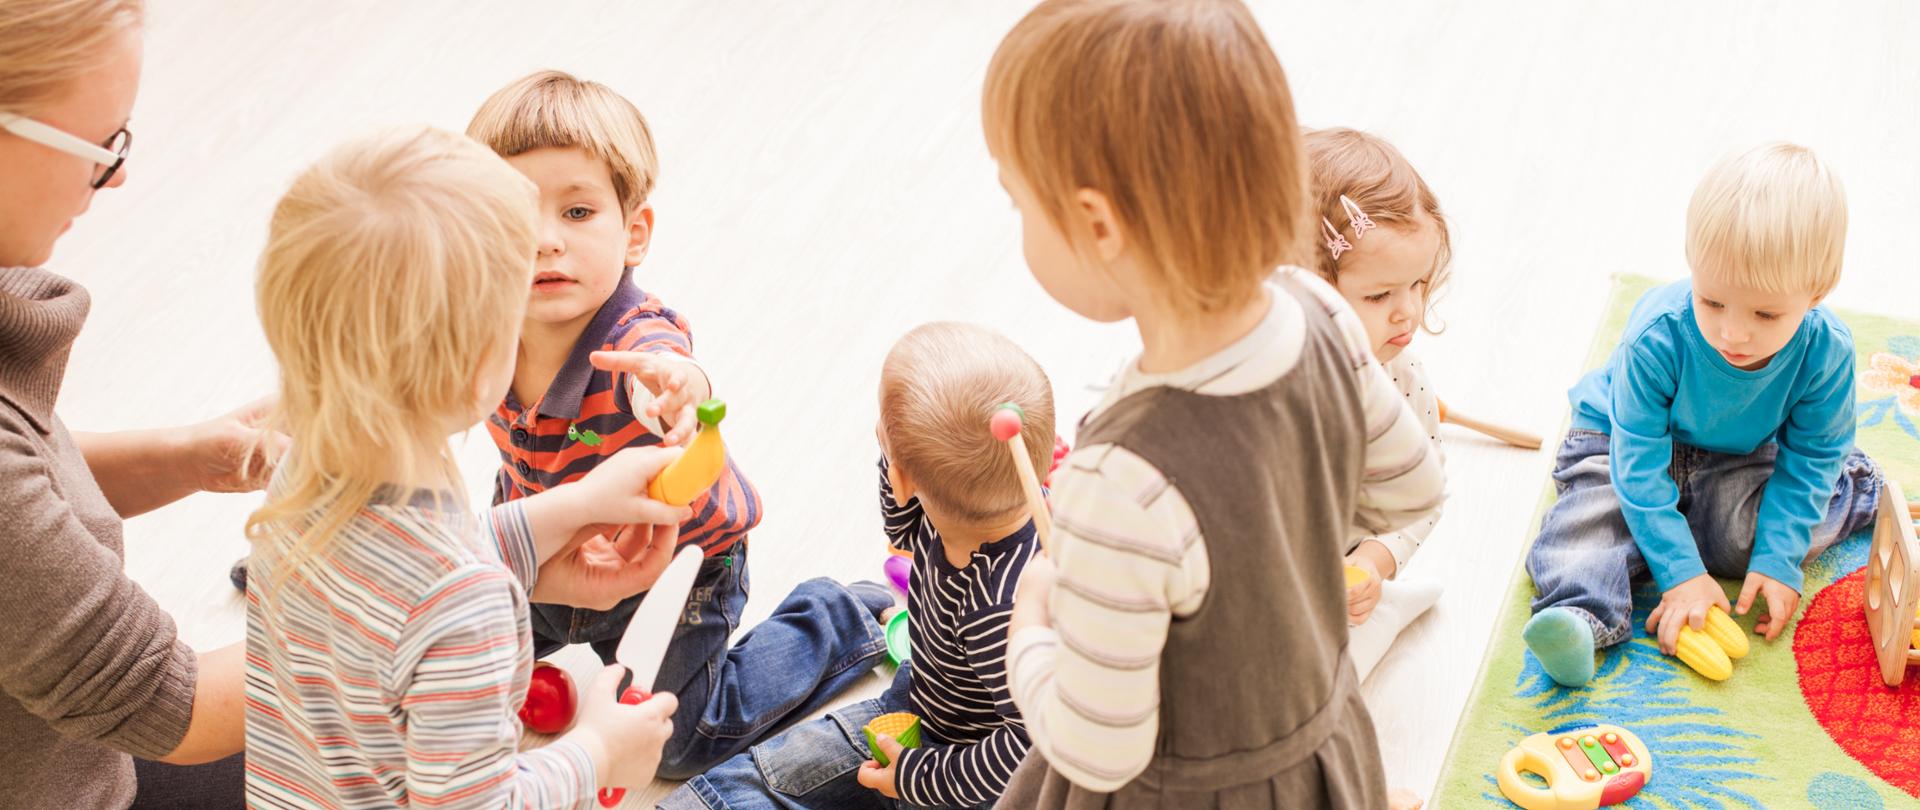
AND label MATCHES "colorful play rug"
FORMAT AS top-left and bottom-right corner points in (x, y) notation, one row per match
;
(1433, 275), (1920, 808)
